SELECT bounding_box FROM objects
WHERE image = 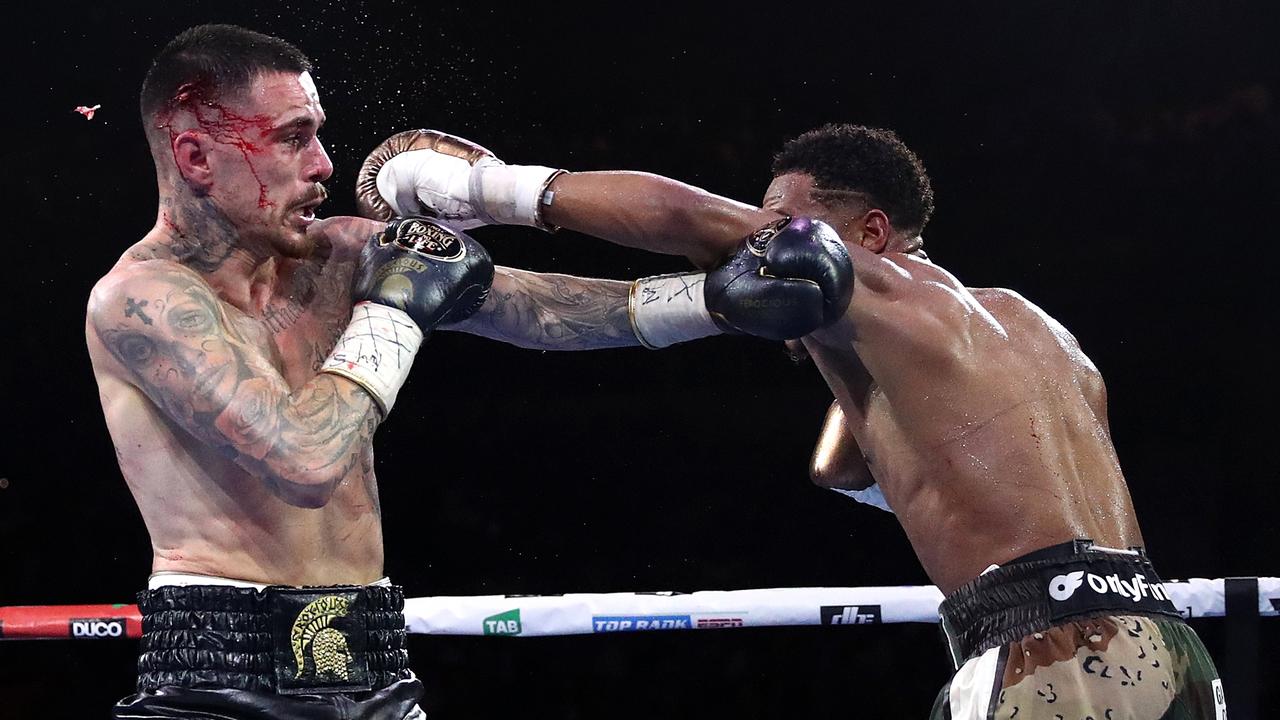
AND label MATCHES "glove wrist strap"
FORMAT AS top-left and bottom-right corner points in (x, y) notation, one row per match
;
(628, 272), (722, 349)
(320, 302), (425, 416)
